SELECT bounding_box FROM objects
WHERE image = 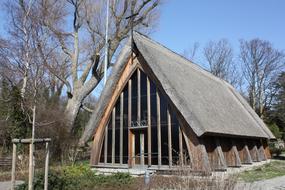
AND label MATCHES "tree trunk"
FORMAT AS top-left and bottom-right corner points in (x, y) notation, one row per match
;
(64, 97), (82, 132)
